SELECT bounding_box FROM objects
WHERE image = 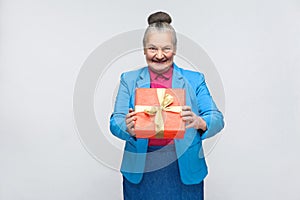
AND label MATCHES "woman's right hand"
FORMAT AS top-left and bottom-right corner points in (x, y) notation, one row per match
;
(125, 108), (136, 136)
